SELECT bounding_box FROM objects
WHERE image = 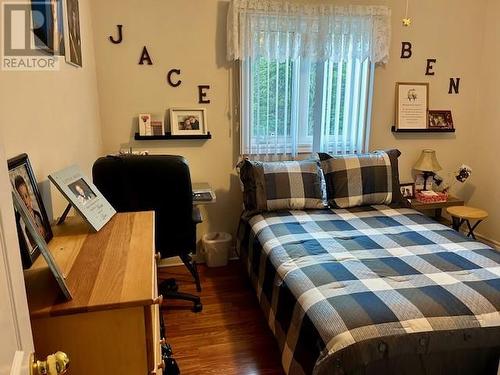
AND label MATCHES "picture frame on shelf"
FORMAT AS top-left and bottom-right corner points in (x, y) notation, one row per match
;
(8, 153), (53, 269)
(138, 113), (152, 136)
(395, 82), (429, 130)
(428, 110), (454, 130)
(400, 182), (416, 199)
(150, 119), (164, 136)
(169, 108), (207, 136)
